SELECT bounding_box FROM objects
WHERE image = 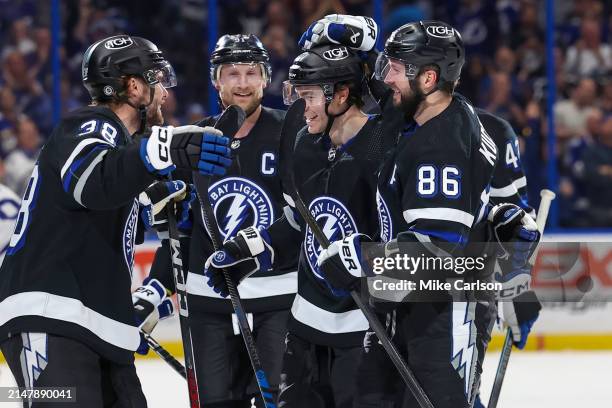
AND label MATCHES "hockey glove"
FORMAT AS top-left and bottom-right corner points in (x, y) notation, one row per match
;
(132, 278), (174, 354)
(299, 14), (378, 52)
(204, 227), (275, 298)
(489, 203), (542, 349)
(140, 125), (231, 176)
(138, 180), (187, 230)
(316, 233), (373, 297)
